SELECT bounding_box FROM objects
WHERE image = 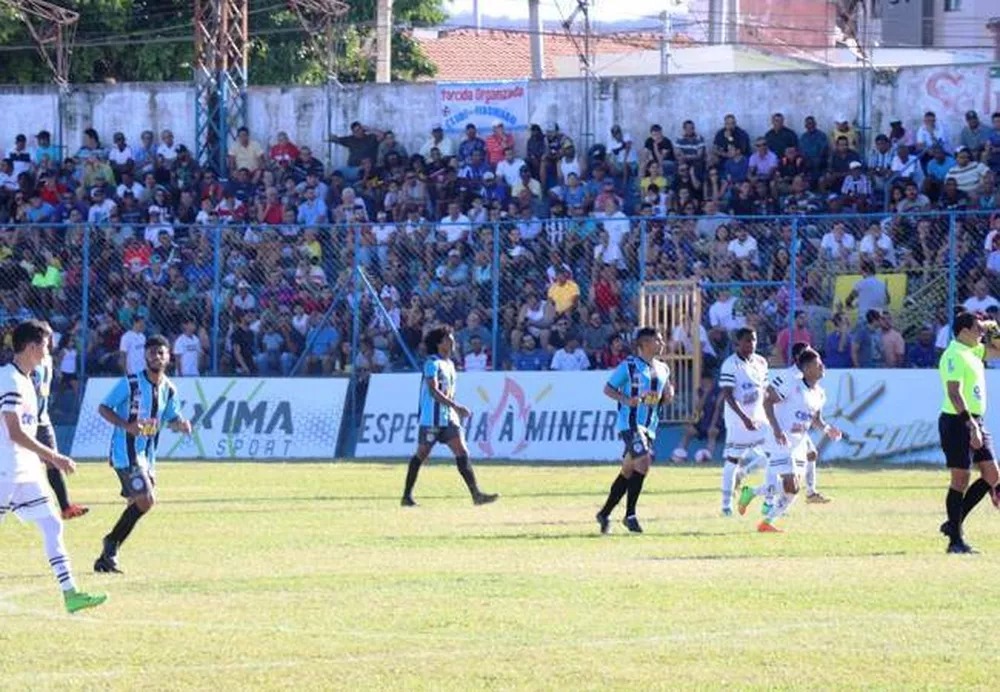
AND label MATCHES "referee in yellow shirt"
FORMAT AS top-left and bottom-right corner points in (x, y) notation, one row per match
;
(938, 310), (1000, 554)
